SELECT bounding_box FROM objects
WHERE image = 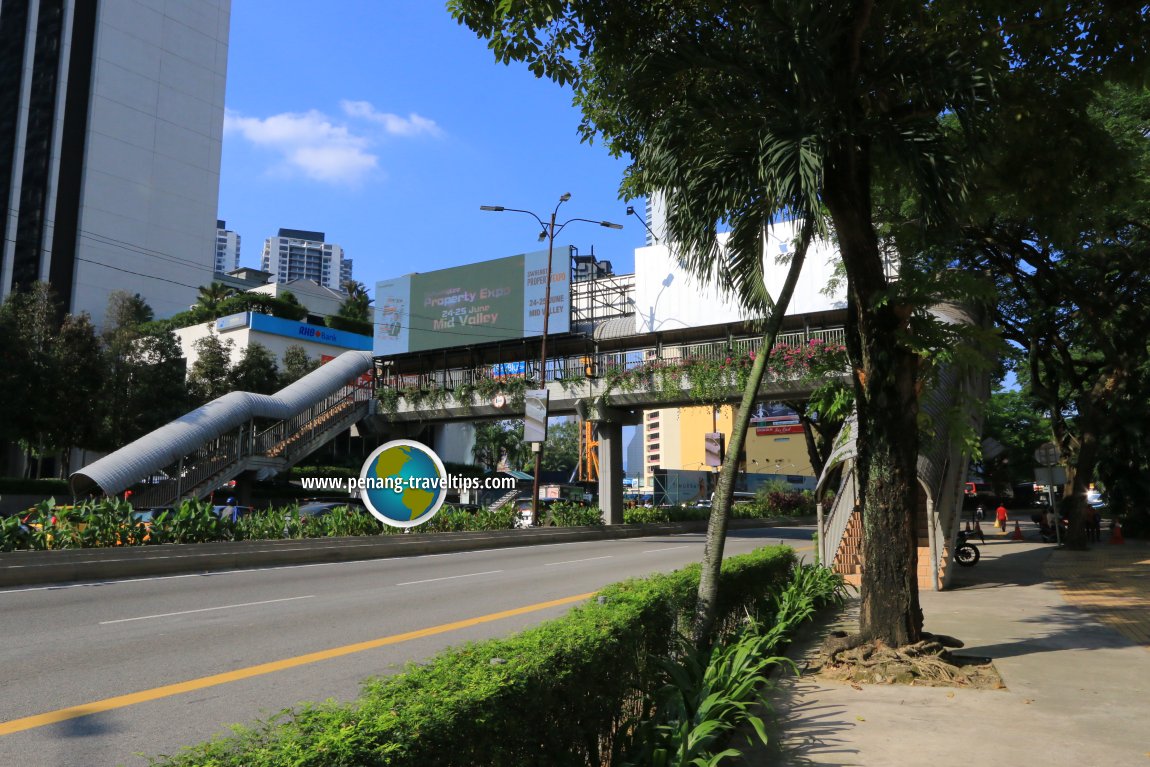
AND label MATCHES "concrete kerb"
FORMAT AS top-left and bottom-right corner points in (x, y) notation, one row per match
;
(0, 516), (815, 588)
